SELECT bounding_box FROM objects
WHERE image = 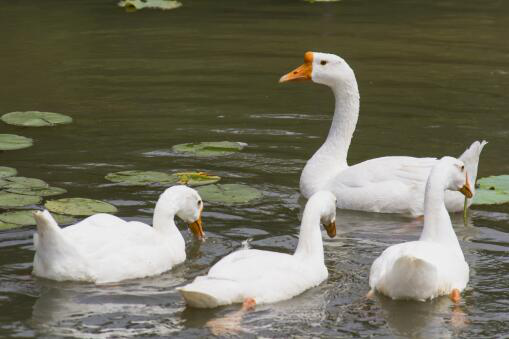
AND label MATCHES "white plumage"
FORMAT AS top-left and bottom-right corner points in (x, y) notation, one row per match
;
(32, 185), (204, 284)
